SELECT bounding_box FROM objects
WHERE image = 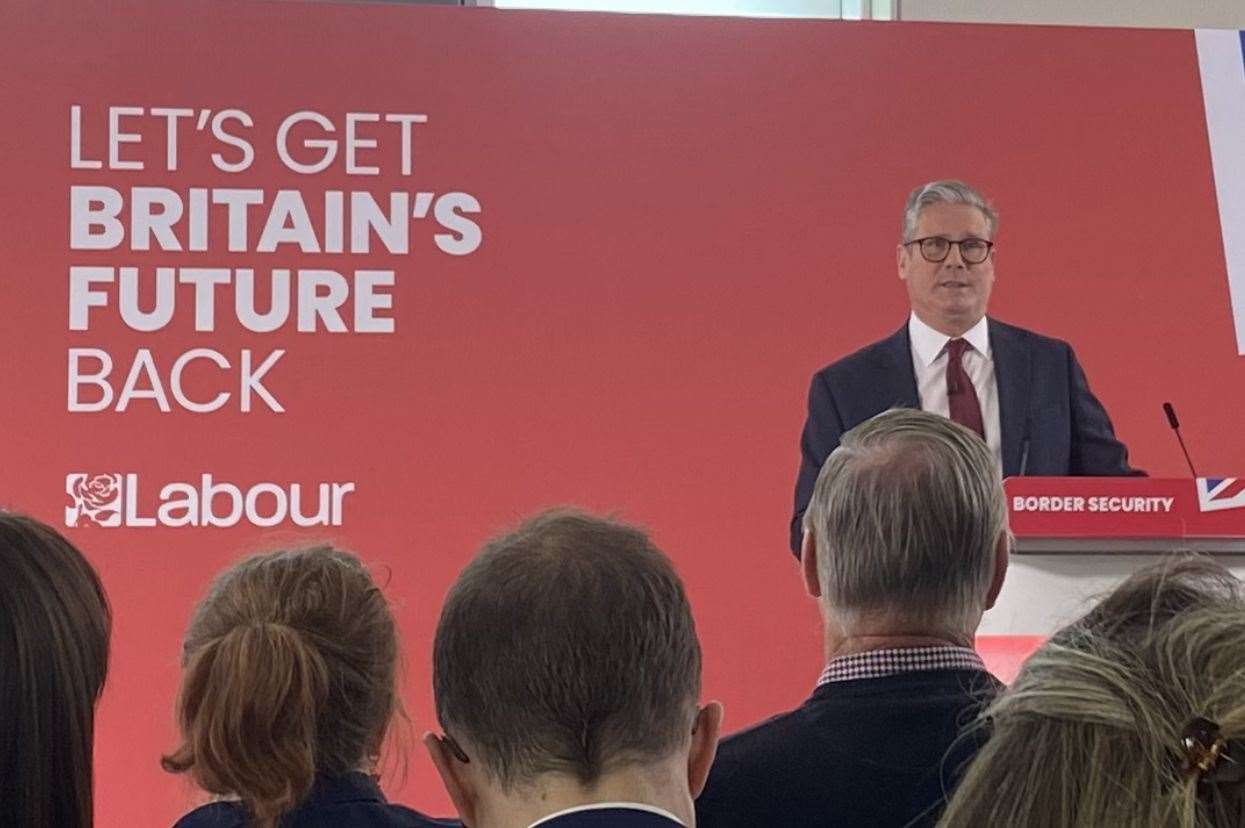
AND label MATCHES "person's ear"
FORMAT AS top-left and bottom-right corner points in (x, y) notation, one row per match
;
(423, 732), (479, 827)
(800, 529), (822, 598)
(687, 701), (724, 798)
(897, 243), (908, 280)
(984, 531), (1010, 610)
